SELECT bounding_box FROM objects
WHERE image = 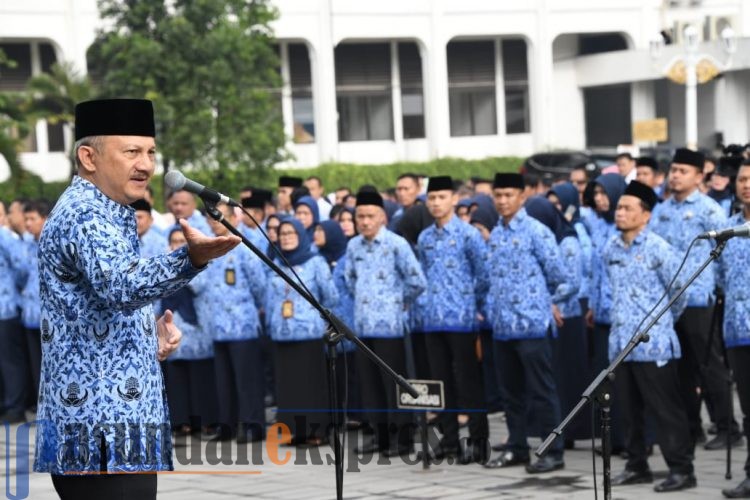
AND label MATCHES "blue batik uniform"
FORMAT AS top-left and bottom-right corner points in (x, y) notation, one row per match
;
(240, 222), (269, 254)
(573, 222), (593, 301)
(0, 228), (22, 320)
(557, 235), (583, 319)
(186, 210), (212, 235)
(486, 208), (575, 340)
(191, 245), (265, 341)
(331, 255), (355, 352)
(344, 227), (426, 338)
(718, 212), (750, 348)
(649, 190), (727, 307)
(417, 215), (488, 333)
(159, 287), (213, 360)
(34, 176), (204, 474)
(265, 255), (338, 341)
(139, 227), (167, 259)
(603, 229), (686, 363)
(18, 239), (41, 329)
